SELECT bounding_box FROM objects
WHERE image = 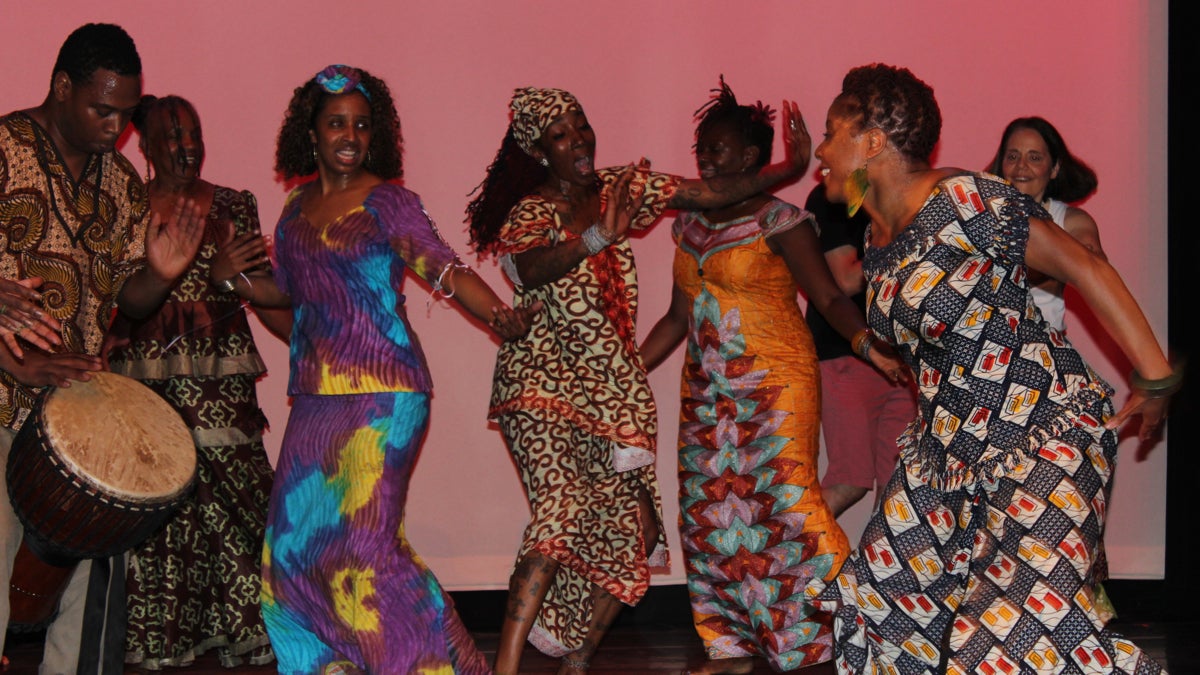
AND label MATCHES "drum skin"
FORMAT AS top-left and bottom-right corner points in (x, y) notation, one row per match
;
(6, 371), (197, 562)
